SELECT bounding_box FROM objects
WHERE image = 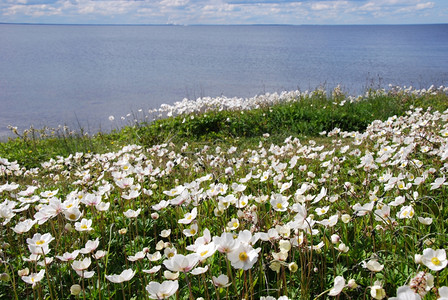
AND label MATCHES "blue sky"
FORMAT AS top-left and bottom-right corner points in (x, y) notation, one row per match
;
(0, 0), (447, 25)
